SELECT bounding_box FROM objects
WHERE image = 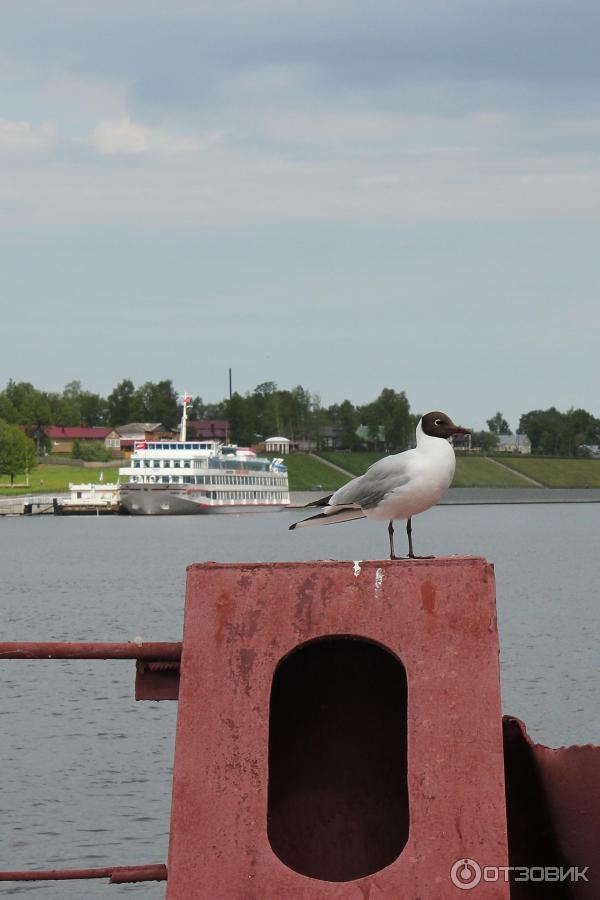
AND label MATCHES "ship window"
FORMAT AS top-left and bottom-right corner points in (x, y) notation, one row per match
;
(268, 637), (409, 882)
